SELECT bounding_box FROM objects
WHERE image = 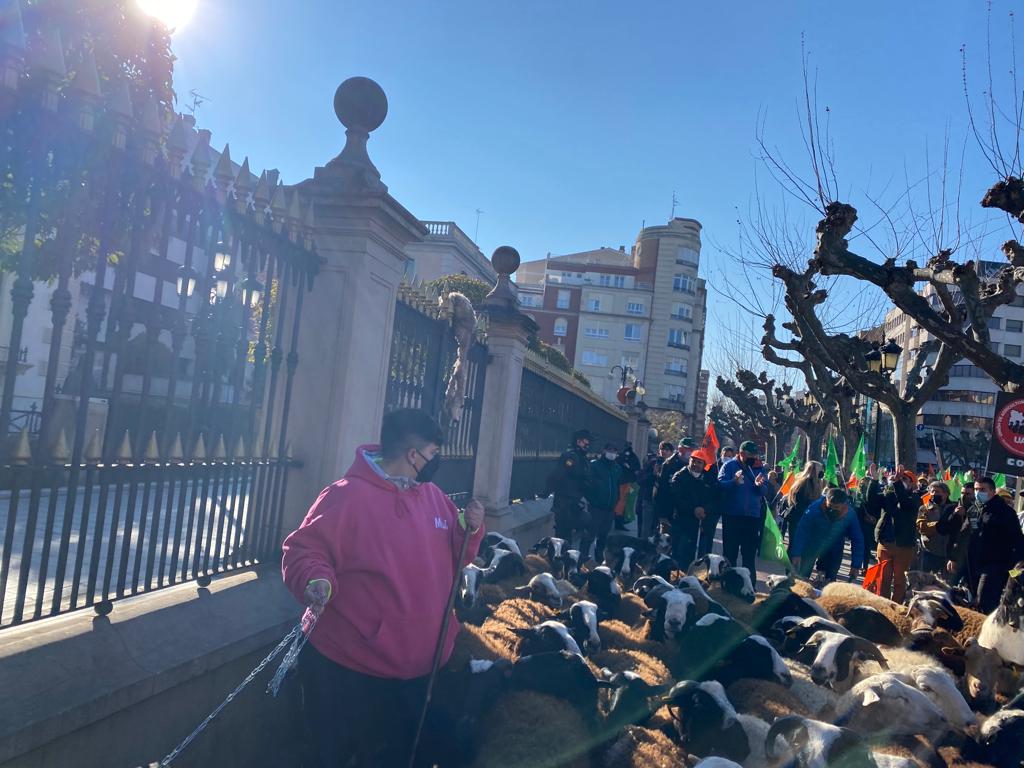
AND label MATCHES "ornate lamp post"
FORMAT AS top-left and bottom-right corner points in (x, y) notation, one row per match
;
(864, 339), (902, 463)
